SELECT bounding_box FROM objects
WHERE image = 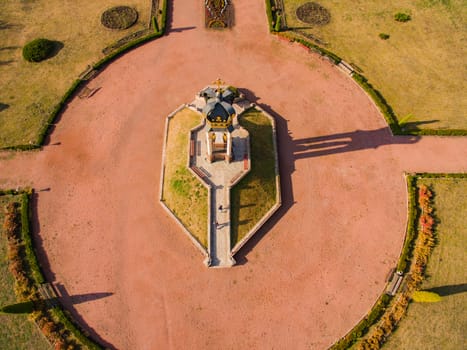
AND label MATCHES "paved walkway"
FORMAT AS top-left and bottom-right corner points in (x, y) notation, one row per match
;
(190, 111), (250, 267)
(0, 0), (466, 348)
